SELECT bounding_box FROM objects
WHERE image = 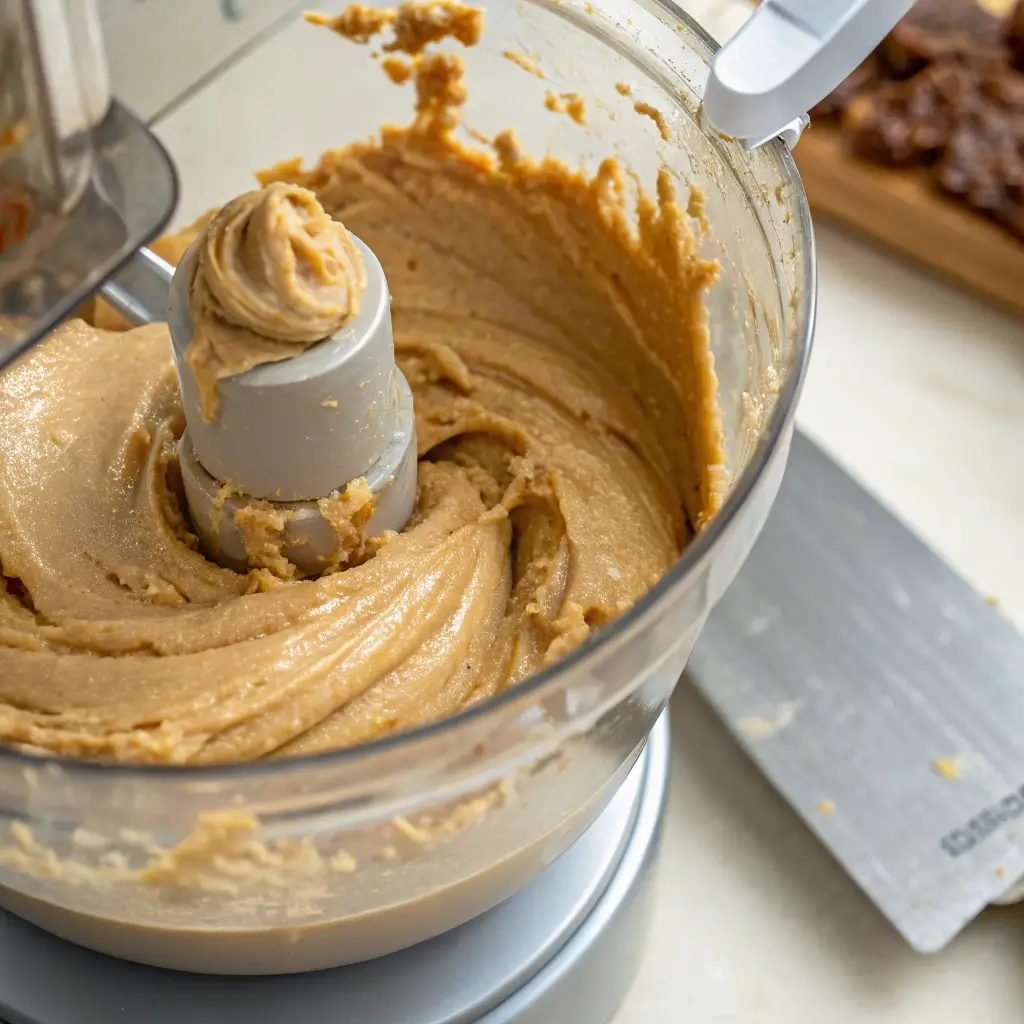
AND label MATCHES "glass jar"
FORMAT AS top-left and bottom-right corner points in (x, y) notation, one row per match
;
(0, 0), (814, 973)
